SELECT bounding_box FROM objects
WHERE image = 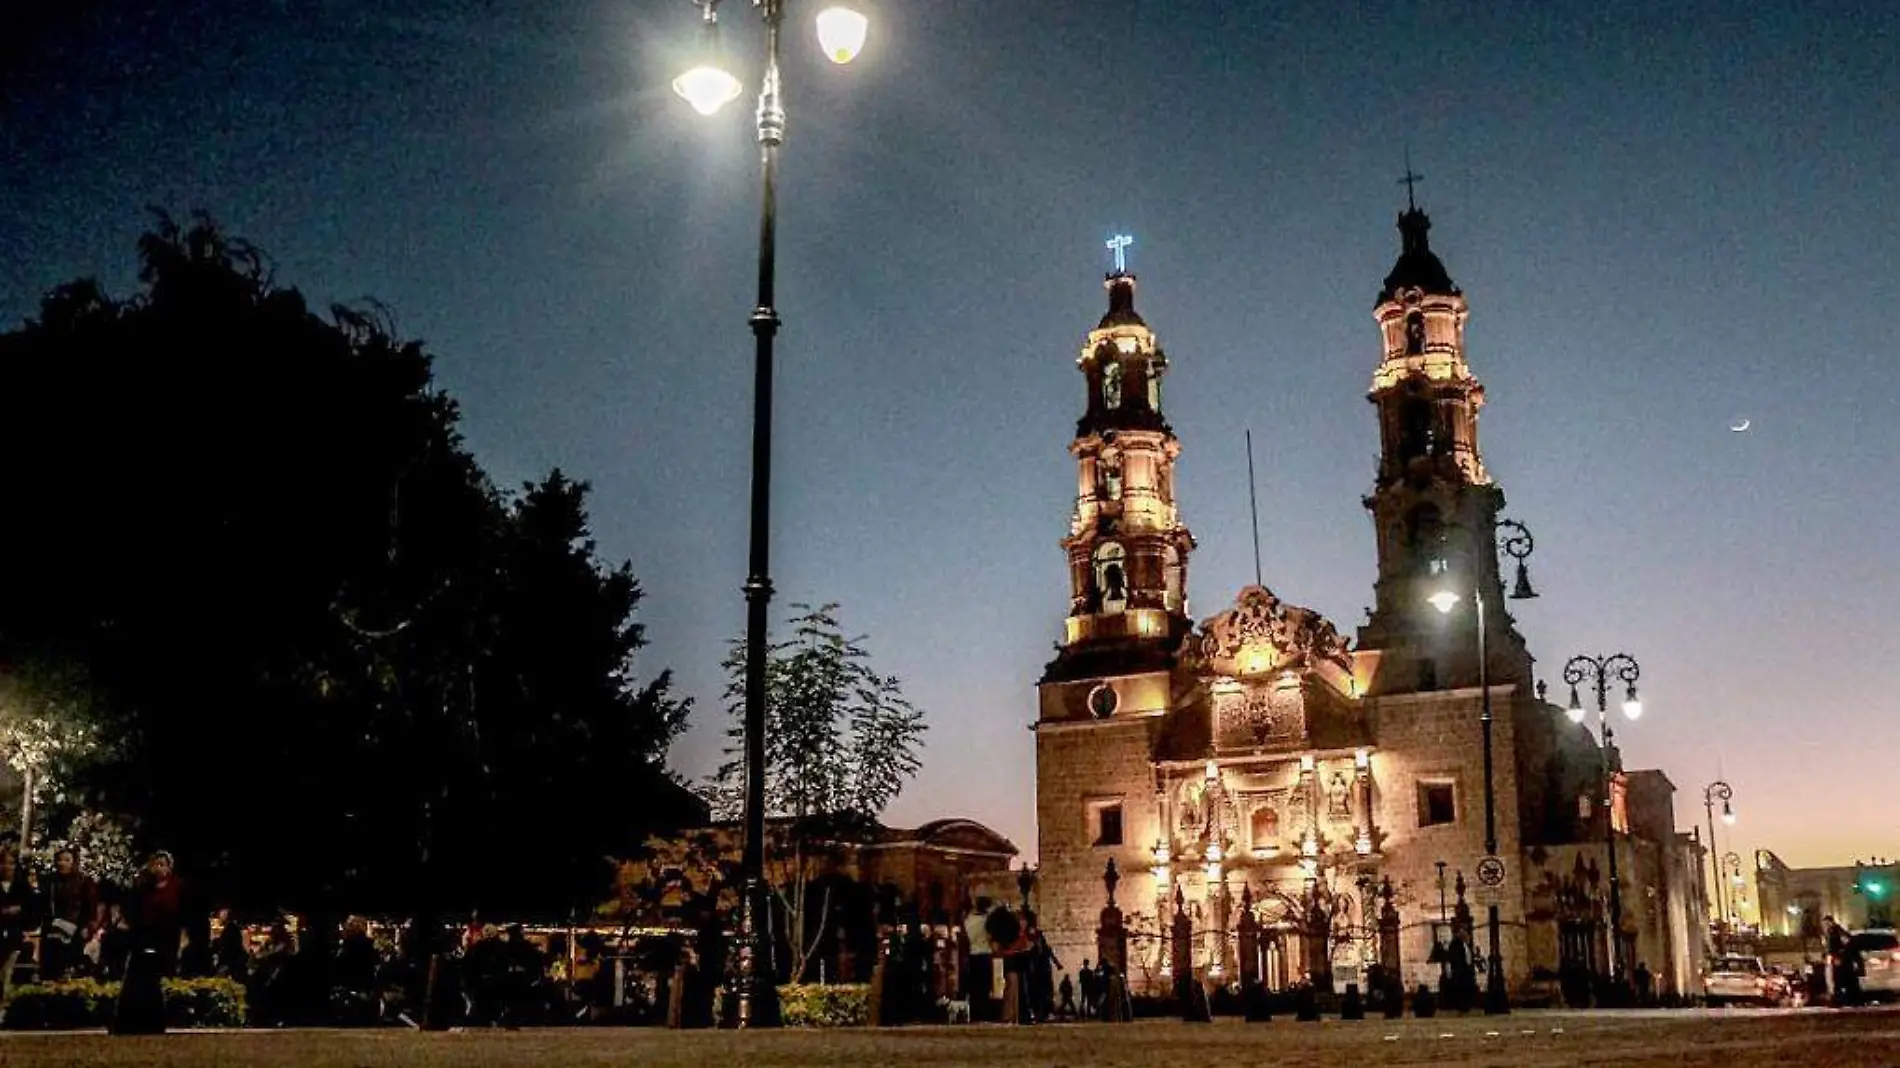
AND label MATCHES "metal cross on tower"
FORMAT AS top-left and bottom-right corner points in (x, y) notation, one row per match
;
(1106, 233), (1133, 274)
(1398, 165), (1424, 211)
